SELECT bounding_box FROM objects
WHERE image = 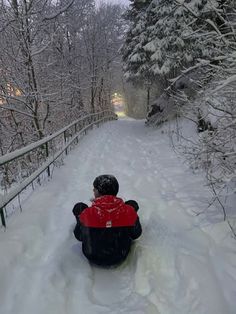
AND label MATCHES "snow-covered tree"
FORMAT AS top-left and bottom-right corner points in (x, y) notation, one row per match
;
(0, 0), (125, 188)
(0, 0), (77, 142)
(122, 0), (235, 86)
(122, 0), (236, 230)
(80, 3), (125, 112)
(0, 1), (124, 150)
(121, 0), (152, 83)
